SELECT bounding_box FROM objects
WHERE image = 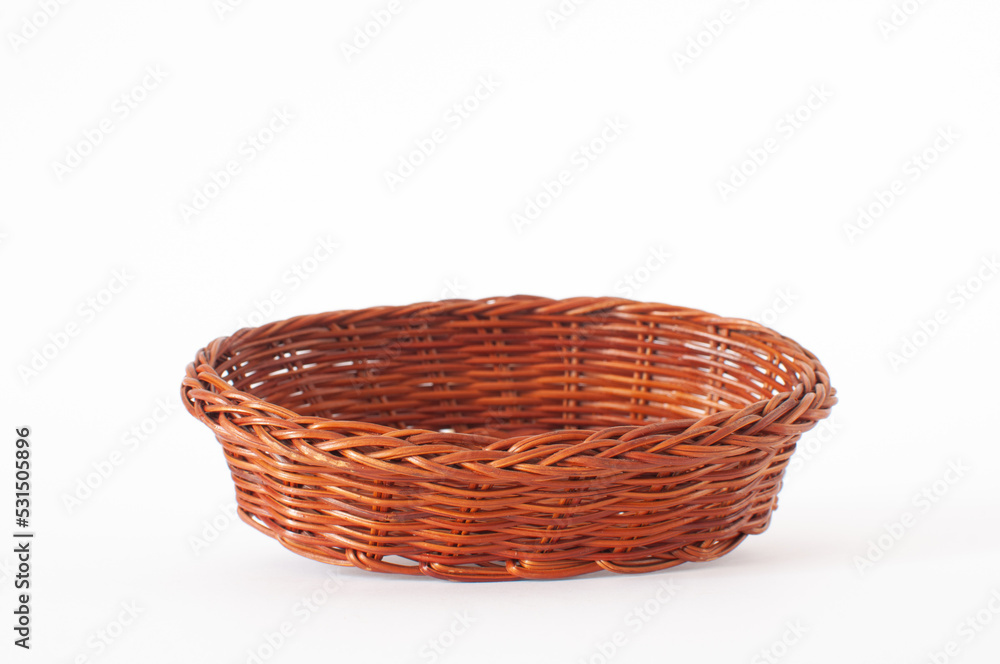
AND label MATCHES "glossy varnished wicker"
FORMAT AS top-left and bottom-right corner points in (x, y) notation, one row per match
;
(181, 295), (836, 581)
